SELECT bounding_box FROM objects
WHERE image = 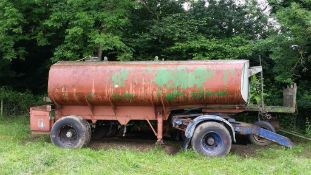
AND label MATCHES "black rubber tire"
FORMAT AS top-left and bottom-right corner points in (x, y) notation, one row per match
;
(191, 122), (232, 157)
(50, 116), (90, 148)
(249, 121), (275, 146)
(81, 119), (91, 146)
